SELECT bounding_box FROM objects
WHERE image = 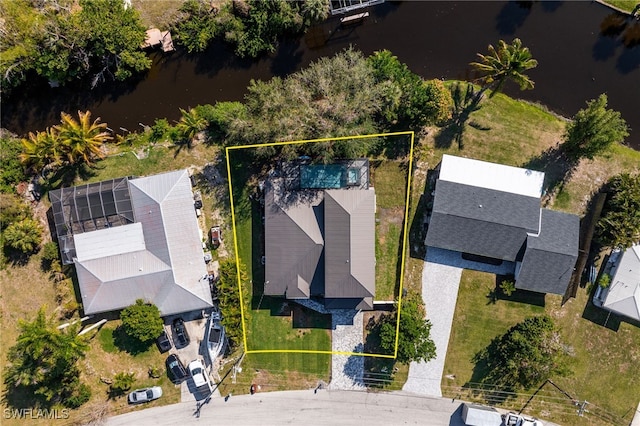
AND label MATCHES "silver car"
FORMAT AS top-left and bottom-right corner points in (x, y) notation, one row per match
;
(128, 386), (163, 404)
